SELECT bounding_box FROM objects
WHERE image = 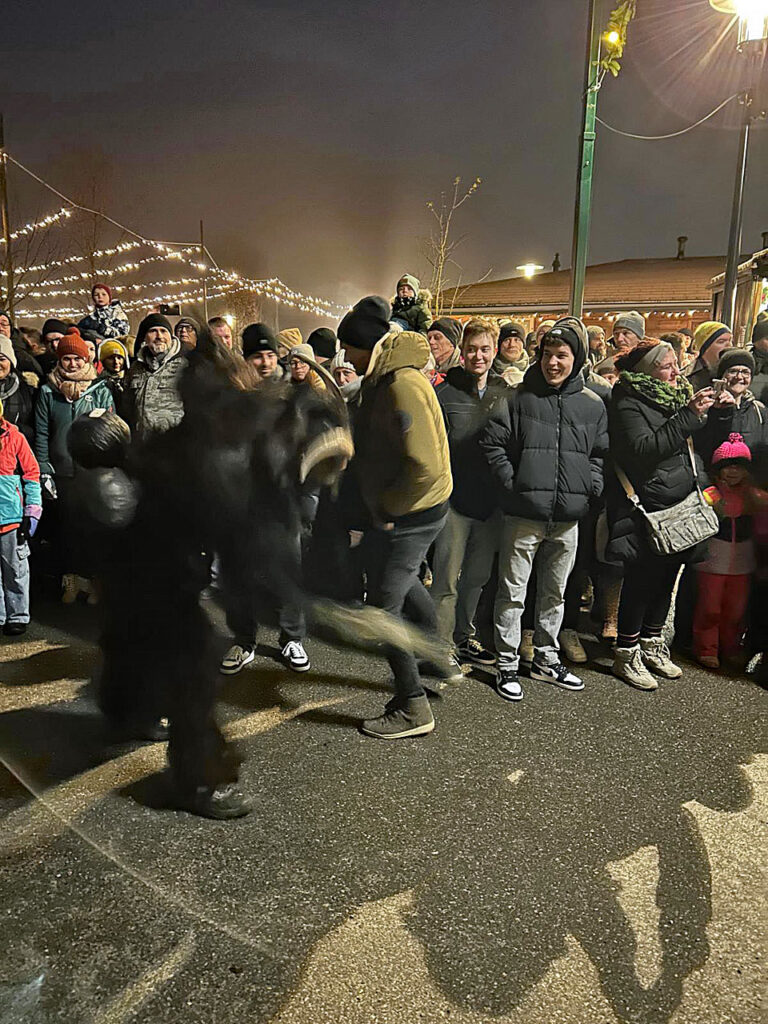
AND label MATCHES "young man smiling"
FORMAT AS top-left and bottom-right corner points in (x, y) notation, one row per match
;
(481, 316), (608, 701)
(431, 318), (508, 667)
